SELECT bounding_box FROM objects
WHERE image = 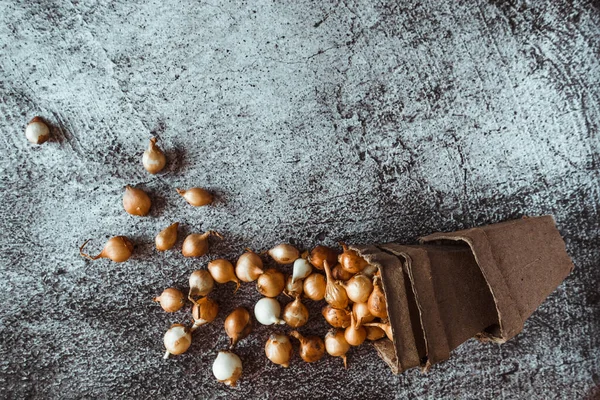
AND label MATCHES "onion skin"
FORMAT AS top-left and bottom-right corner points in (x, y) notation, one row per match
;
(254, 297), (286, 325)
(368, 276), (388, 319)
(265, 333), (293, 368)
(79, 236), (133, 263)
(122, 185), (151, 216)
(155, 222), (179, 251)
(268, 244), (300, 265)
(224, 307), (252, 348)
(323, 261), (349, 309)
(163, 324), (192, 359)
(25, 116), (50, 145)
(284, 275), (303, 298)
(283, 297), (309, 328)
(343, 274), (374, 304)
(176, 187), (213, 207)
(338, 244), (368, 274)
(344, 313), (367, 346)
(364, 322), (393, 341)
(352, 302), (375, 328)
(365, 325), (386, 341)
(182, 231), (222, 258)
(142, 137), (166, 174)
(188, 270), (215, 301)
(303, 273), (326, 301)
(191, 297), (219, 331)
(290, 331), (325, 363)
(235, 251), (264, 282)
(332, 263), (354, 281)
(153, 288), (185, 313)
(322, 306), (351, 328)
(212, 350), (243, 387)
(308, 245), (338, 270)
(256, 268), (285, 297)
(325, 329), (350, 368)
